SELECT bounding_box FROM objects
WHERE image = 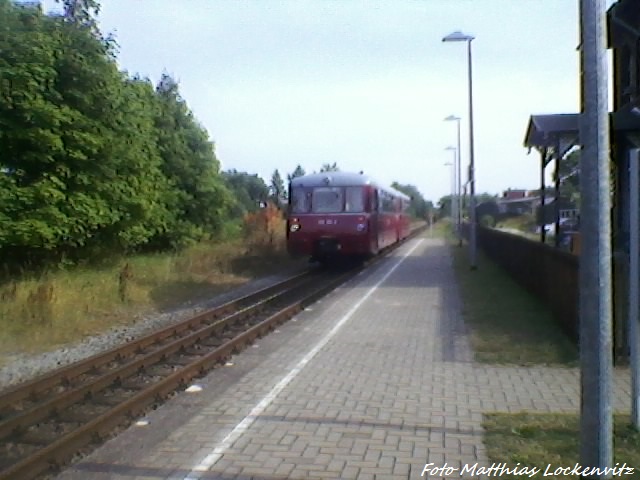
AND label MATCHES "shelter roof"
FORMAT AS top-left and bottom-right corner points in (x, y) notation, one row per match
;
(524, 111), (640, 157)
(523, 114), (579, 150)
(608, 0), (640, 47)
